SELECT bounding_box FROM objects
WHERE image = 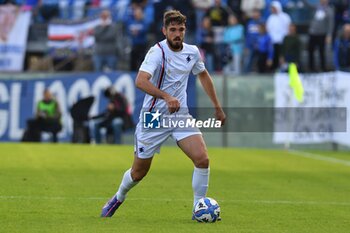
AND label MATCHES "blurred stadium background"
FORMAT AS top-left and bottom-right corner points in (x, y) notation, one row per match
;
(0, 0), (349, 150)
